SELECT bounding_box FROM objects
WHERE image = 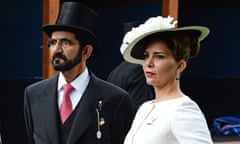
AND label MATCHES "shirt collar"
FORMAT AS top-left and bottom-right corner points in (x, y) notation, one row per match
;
(58, 67), (90, 91)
